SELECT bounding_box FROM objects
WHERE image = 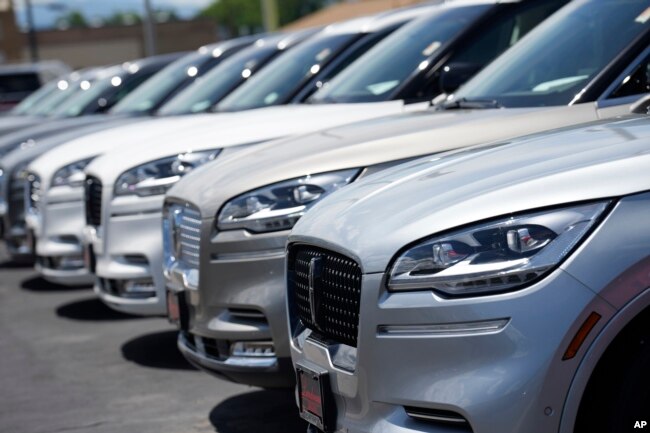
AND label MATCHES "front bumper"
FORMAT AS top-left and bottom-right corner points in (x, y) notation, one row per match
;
(166, 217), (295, 387)
(91, 194), (167, 316)
(31, 190), (93, 285)
(289, 269), (611, 433)
(2, 183), (34, 261)
(177, 330), (294, 388)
